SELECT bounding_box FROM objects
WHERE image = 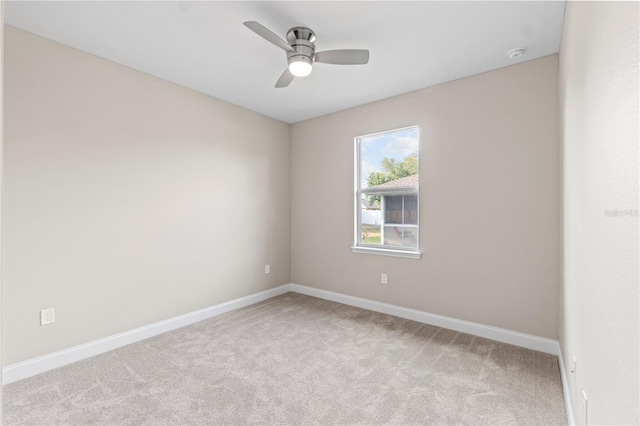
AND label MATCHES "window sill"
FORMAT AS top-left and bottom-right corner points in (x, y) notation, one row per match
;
(351, 246), (422, 260)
